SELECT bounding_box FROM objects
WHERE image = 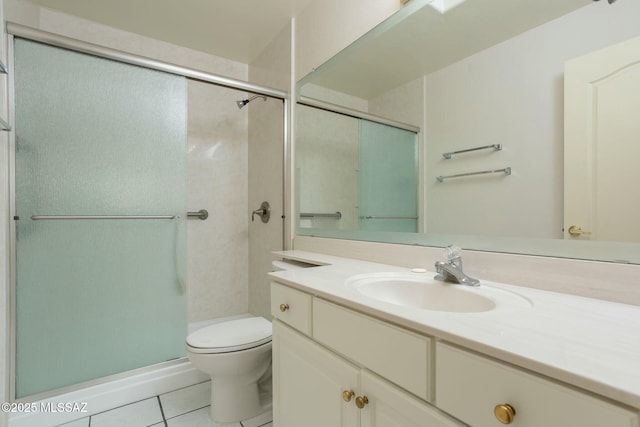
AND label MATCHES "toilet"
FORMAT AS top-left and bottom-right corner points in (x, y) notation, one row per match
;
(186, 316), (272, 423)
